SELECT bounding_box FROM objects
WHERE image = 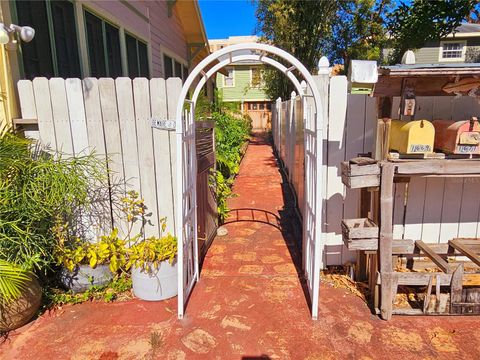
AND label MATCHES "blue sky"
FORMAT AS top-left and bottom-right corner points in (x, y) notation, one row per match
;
(198, 0), (258, 39)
